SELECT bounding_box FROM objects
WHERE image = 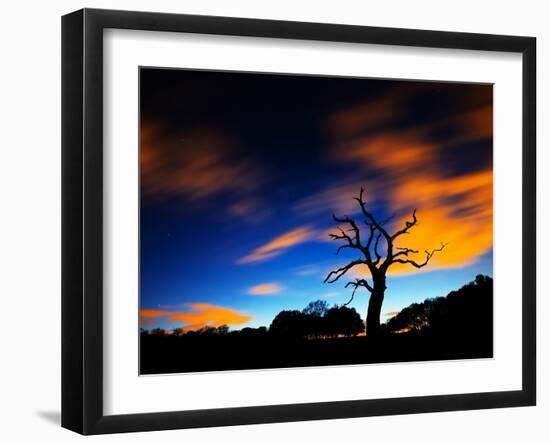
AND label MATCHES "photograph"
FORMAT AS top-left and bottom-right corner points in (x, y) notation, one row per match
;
(138, 68), (494, 375)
